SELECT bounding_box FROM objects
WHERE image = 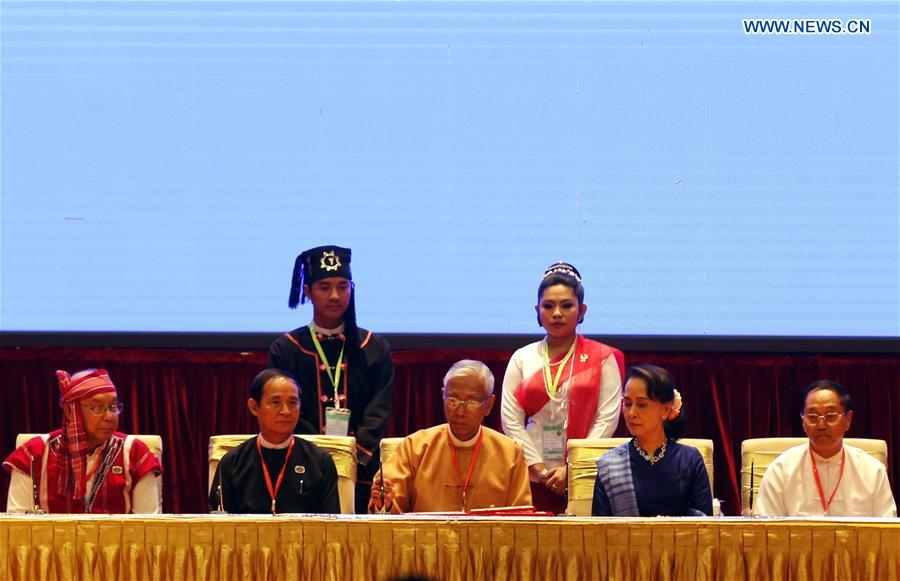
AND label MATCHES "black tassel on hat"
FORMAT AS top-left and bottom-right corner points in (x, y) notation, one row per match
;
(288, 254), (306, 308)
